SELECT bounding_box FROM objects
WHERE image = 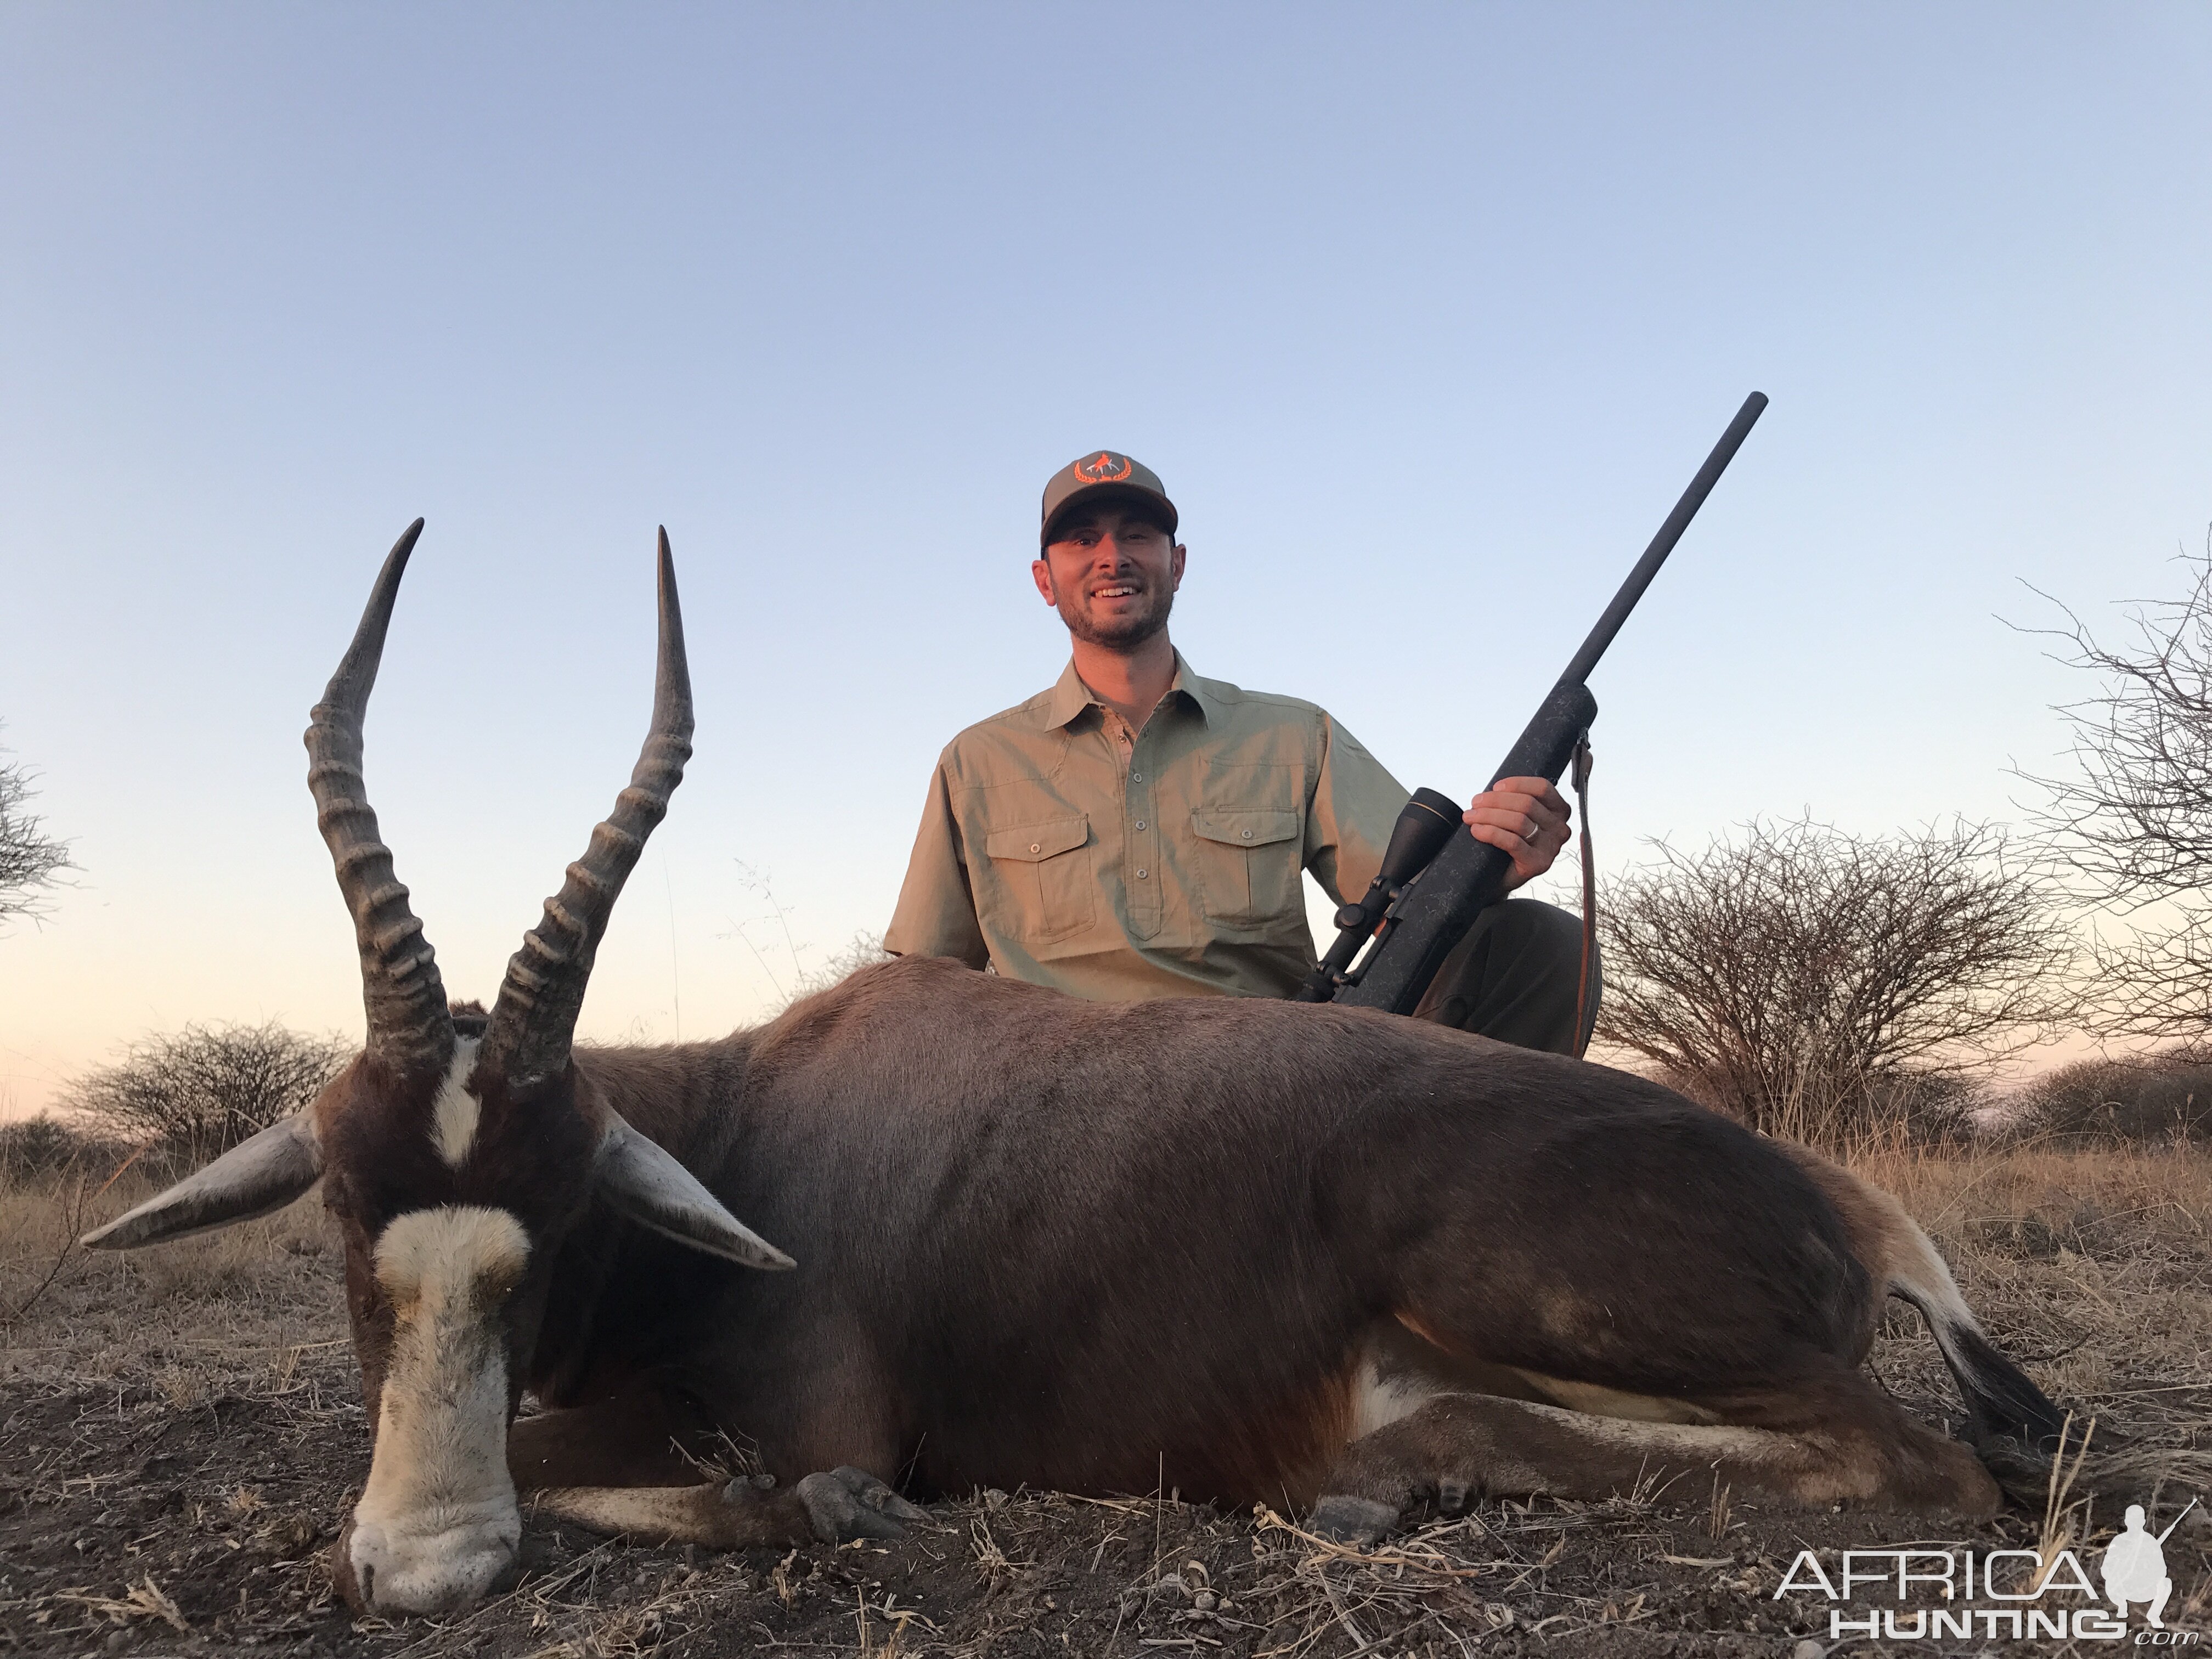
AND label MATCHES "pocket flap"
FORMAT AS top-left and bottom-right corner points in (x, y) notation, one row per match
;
(985, 815), (1090, 862)
(1190, 808), (1300, 849)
